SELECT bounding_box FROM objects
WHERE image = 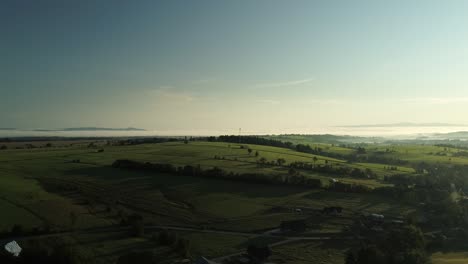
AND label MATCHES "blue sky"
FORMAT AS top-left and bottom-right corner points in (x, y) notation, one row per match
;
(2, 0), (468, 132)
